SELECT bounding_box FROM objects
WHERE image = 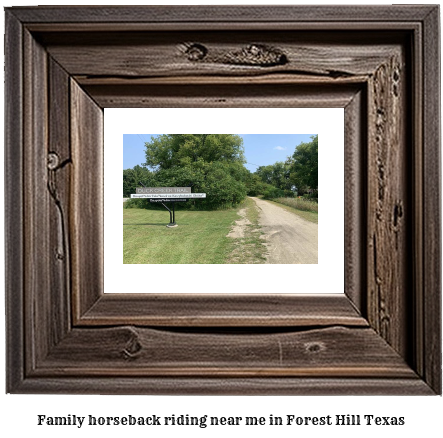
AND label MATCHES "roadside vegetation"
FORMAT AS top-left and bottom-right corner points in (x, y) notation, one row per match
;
(265, 198), (318, 224)
(272, 196), (318, 213)
(248, 134), (318, 220)
(123, 198), (267, 264)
